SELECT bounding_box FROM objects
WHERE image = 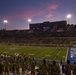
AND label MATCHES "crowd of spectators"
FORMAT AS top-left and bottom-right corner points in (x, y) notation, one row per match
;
(0, 53), (76, 75)
(0, 30), (76, 46)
